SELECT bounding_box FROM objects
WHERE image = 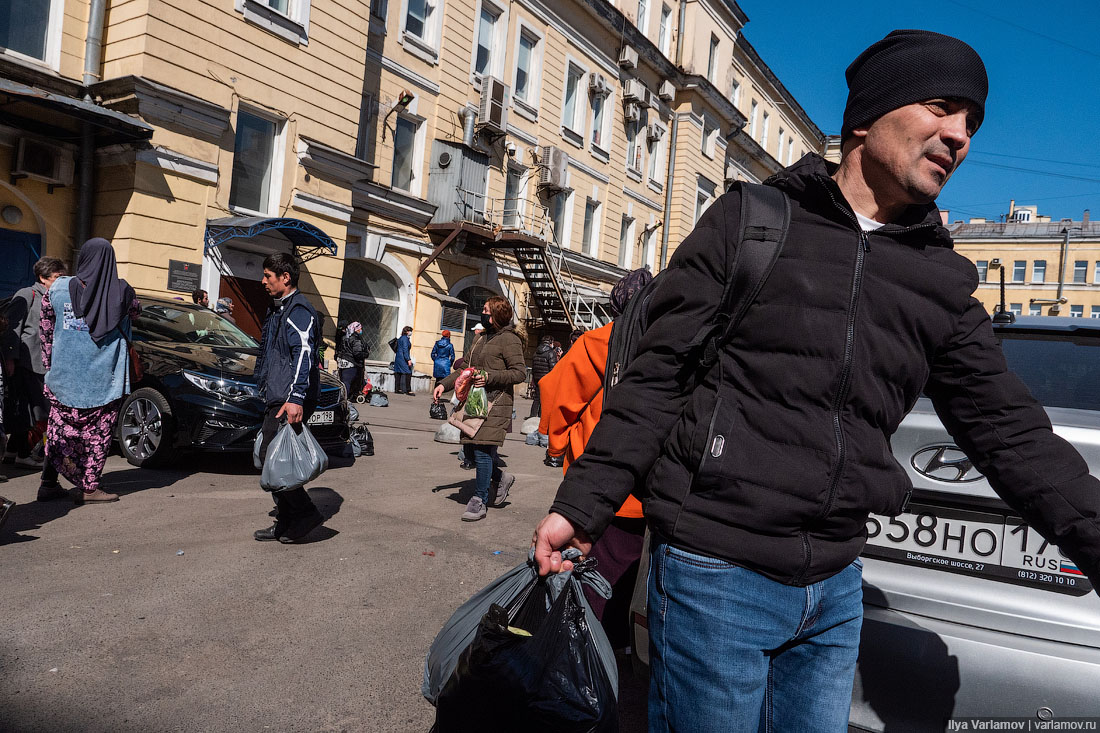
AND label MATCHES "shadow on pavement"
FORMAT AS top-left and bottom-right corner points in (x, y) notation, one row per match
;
(309, 487), (344, 520)
(0, 494), (78, 545)
(431, 479), (477, 505)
